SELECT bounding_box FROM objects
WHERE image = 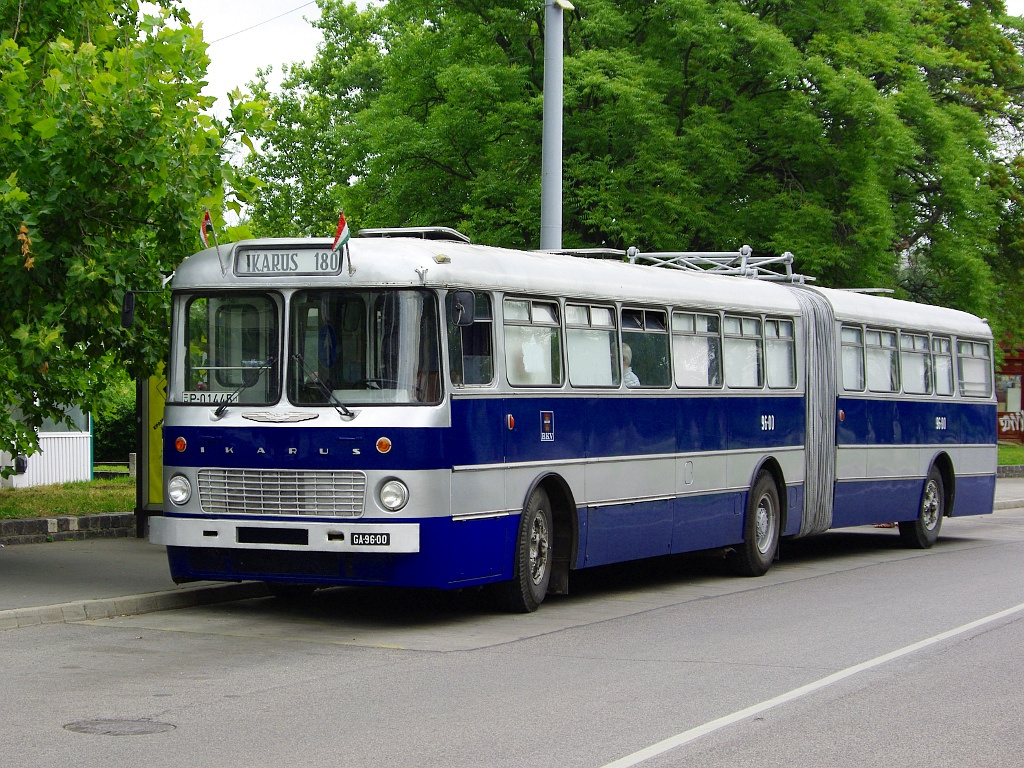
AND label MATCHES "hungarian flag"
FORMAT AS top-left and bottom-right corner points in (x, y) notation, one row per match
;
(200, 209), (213, 248)
(331, 211), (351, 253)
